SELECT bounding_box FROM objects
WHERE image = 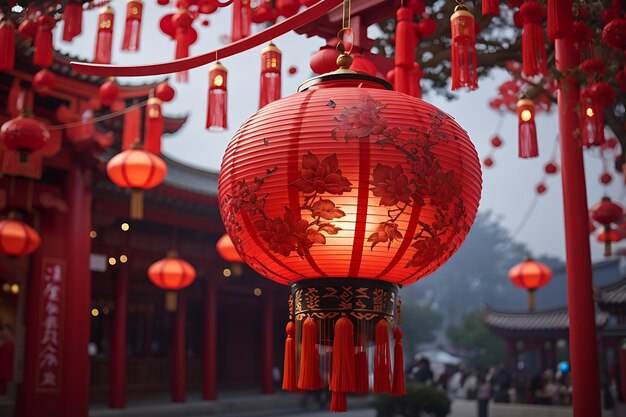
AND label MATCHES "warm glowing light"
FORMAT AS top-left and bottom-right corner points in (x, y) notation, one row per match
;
(586, 107), (594, 117)
(90, 230), (98, 238)
(108, 257), (117, 266)
(253, 288), (262, 296)
(1, 283), (10, 292)
(10, 284), (19, 294)
(120, 255), (128, 263)
(91, 308), (100, 317)
(520, 109), (532, 122)
(121, 222), (130, 231)
(214, 75), (224, 87)
(223, 268), (232, 277)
